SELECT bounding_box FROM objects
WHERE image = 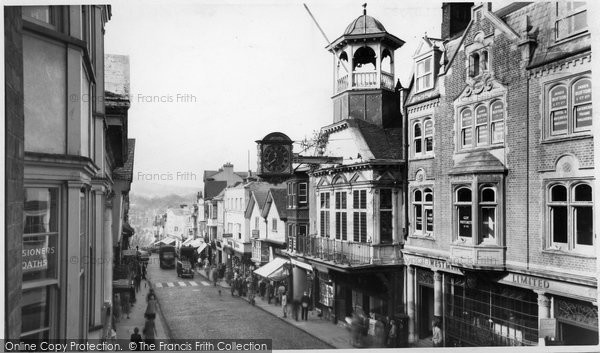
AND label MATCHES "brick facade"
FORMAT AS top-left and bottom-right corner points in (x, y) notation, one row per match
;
(4, 6), (24, 339)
